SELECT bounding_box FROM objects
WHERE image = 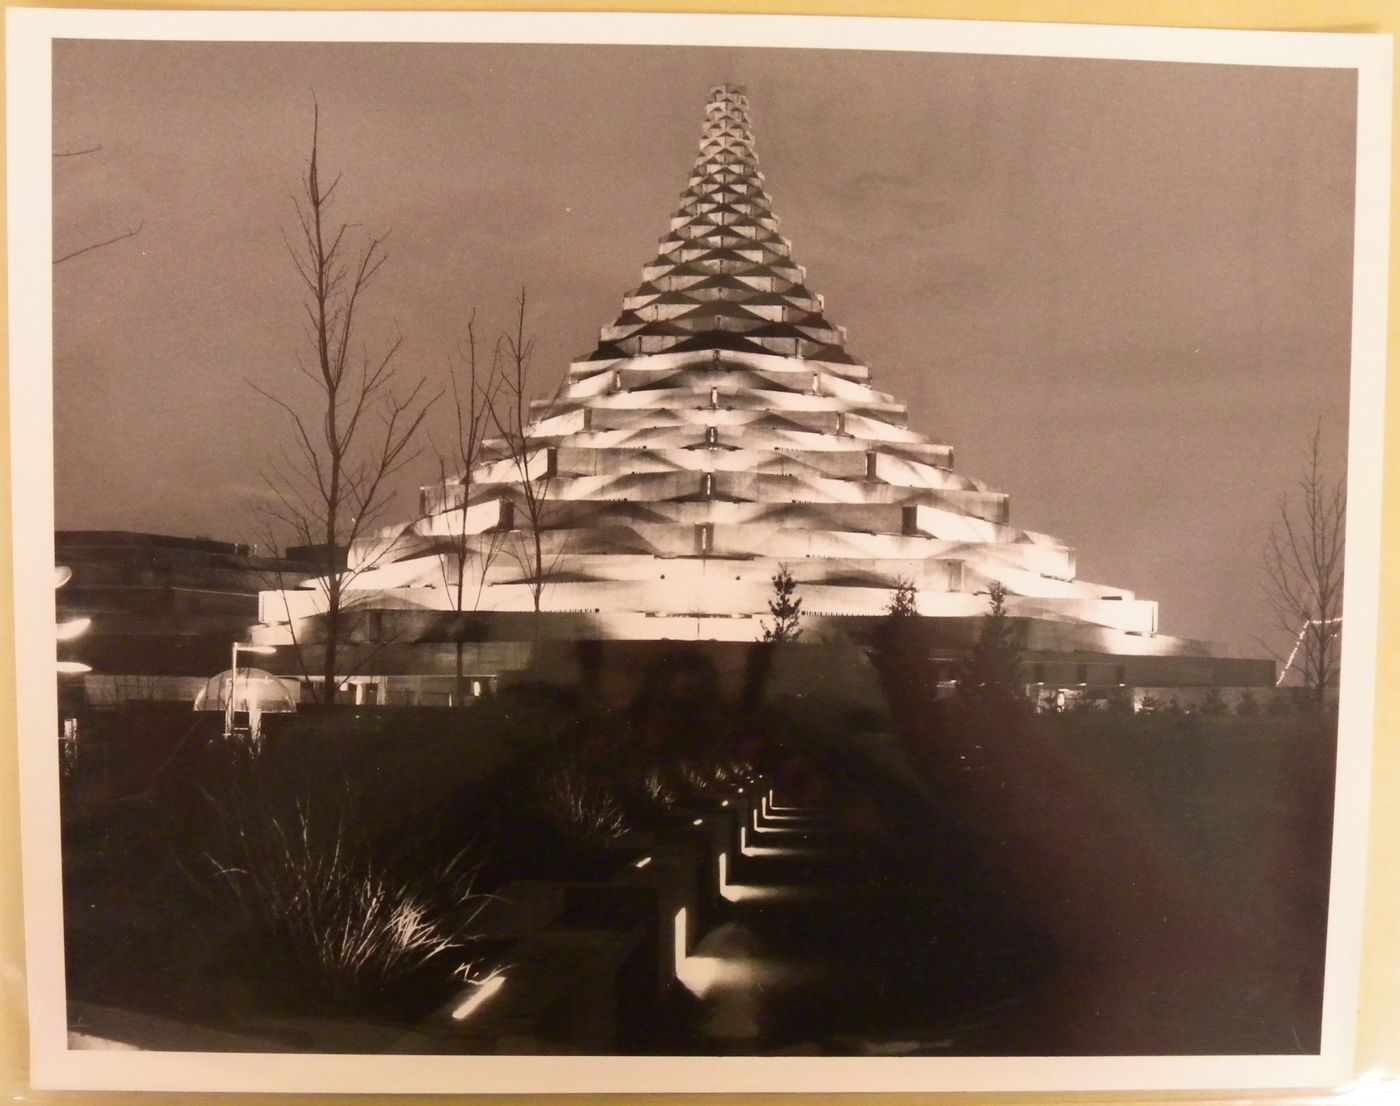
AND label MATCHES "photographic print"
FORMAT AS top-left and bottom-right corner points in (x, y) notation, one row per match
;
(7, 9), (1390, 1095)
